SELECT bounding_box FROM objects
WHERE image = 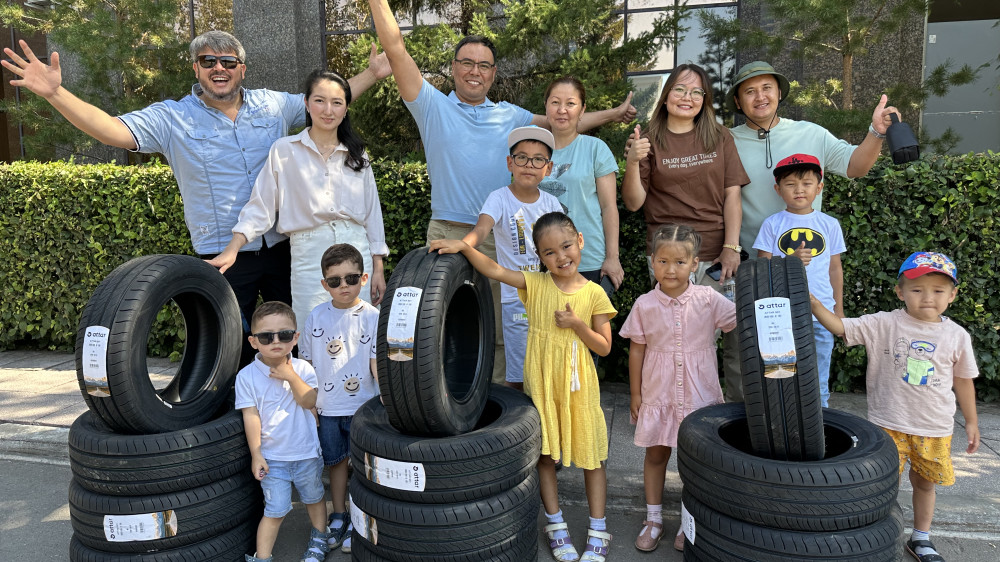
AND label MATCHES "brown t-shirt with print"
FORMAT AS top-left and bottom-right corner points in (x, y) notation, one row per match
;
(638, 126), (749, 259)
